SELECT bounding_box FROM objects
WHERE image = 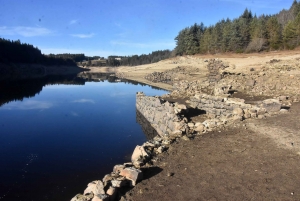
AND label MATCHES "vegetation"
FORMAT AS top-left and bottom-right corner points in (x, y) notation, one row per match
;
(0, 38), (77, 66)
(174, 0), (300, 55)
(106, 50), (172, 67)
